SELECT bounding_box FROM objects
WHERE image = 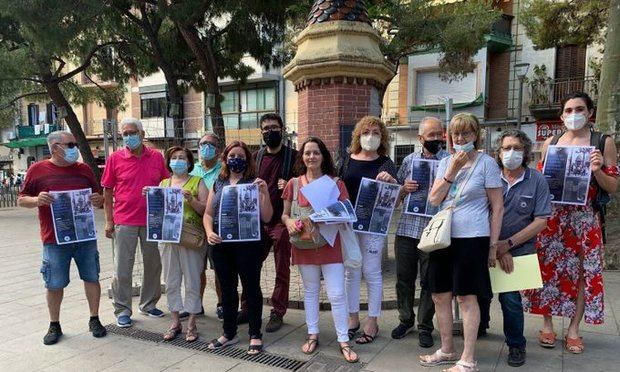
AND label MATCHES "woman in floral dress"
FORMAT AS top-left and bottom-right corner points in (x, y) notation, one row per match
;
(522, 92), (619, 354)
